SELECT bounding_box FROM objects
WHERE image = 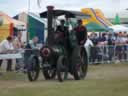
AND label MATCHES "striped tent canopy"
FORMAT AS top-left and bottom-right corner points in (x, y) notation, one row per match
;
(86, 22), (110, 32)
